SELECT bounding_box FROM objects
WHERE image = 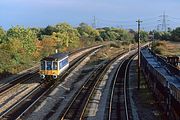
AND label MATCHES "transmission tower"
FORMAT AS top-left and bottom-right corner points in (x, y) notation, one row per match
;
(159, 12), (168, 32)
(157, 24), (161, 31)
(92, 16), (96, 29)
